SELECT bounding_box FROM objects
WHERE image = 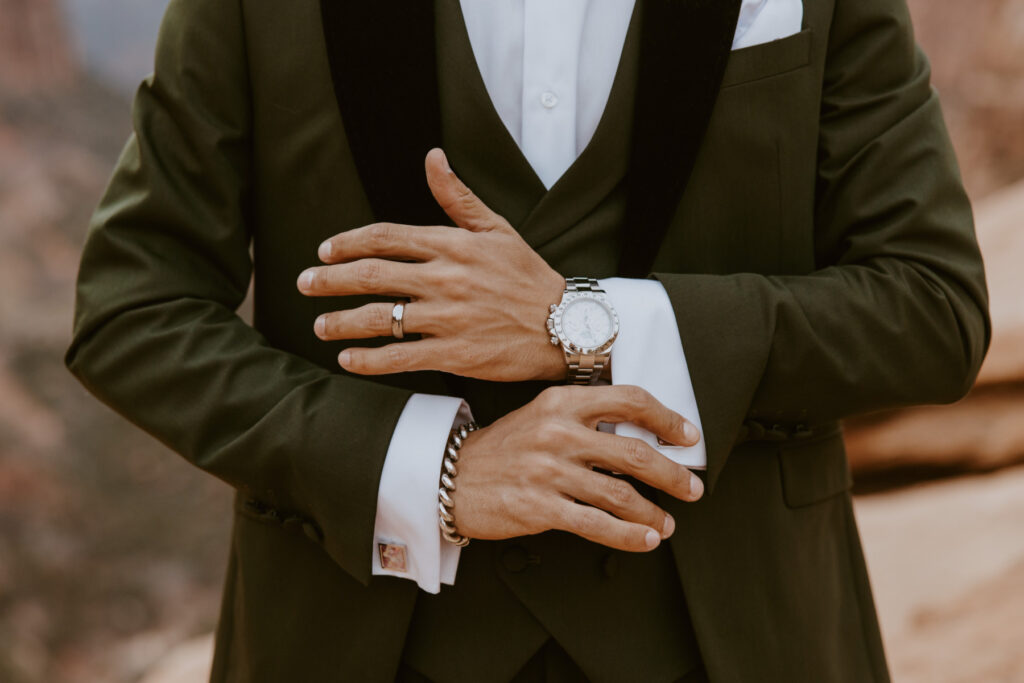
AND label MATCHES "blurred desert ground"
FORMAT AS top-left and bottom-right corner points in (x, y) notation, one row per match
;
(0, 0), (1022, 681)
